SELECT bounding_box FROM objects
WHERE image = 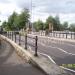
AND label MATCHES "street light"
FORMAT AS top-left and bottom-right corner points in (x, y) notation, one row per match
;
(31, 0), (35, 32)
